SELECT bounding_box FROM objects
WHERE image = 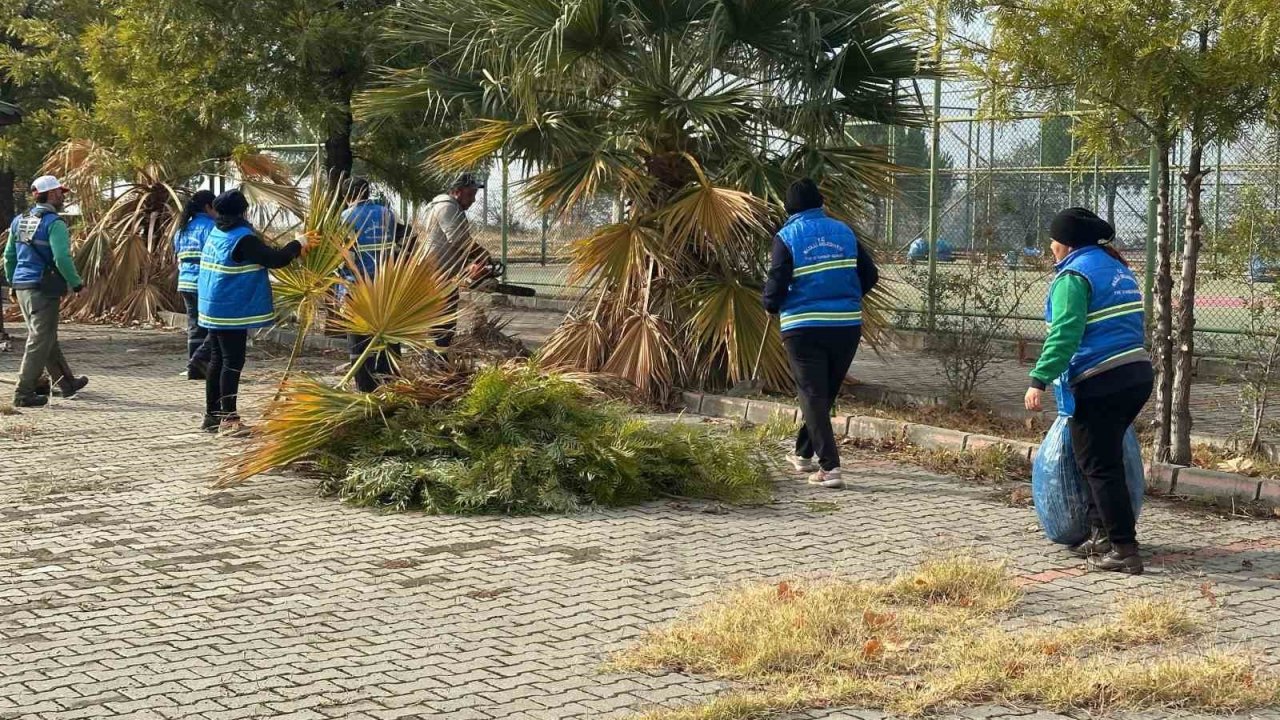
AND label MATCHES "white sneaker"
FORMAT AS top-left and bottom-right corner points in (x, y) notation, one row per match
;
(787, 454), (818, 472)
(807, 468), (845, 489)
